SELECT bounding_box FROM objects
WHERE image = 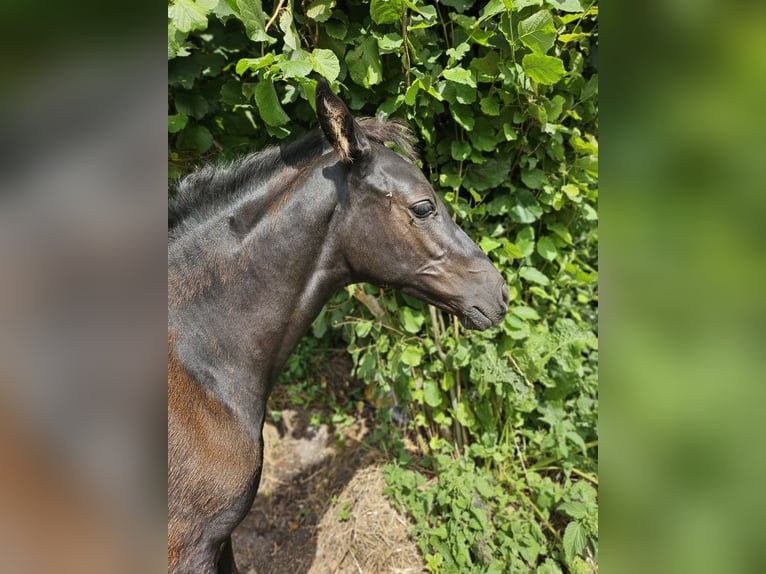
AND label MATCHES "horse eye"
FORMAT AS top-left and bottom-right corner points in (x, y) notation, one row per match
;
(410, 200), (436, 218)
